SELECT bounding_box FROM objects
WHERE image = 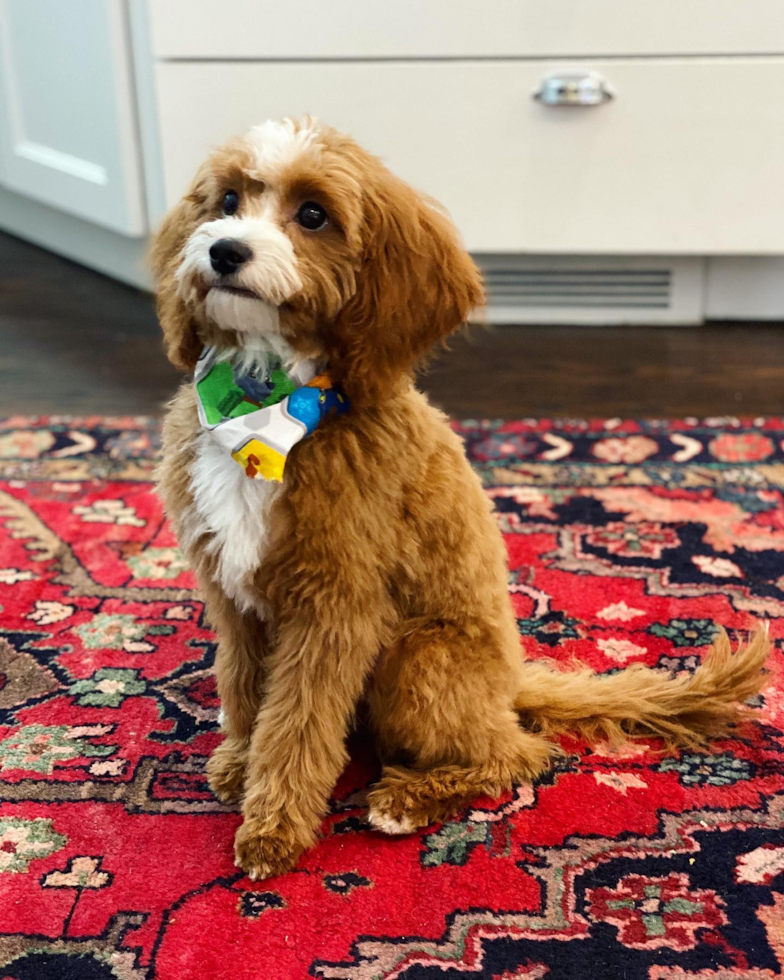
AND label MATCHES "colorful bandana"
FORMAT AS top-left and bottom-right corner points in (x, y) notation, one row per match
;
(194, 346), (349, 481)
